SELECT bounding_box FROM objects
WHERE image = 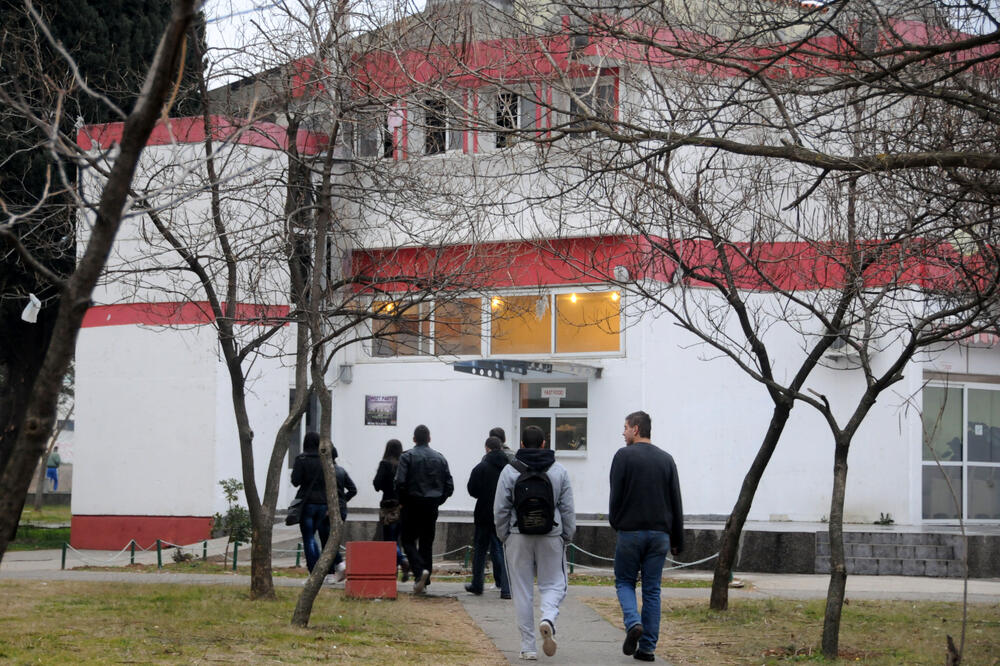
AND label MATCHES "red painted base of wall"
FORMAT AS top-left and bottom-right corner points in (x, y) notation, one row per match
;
(71, 515), (213, 550)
